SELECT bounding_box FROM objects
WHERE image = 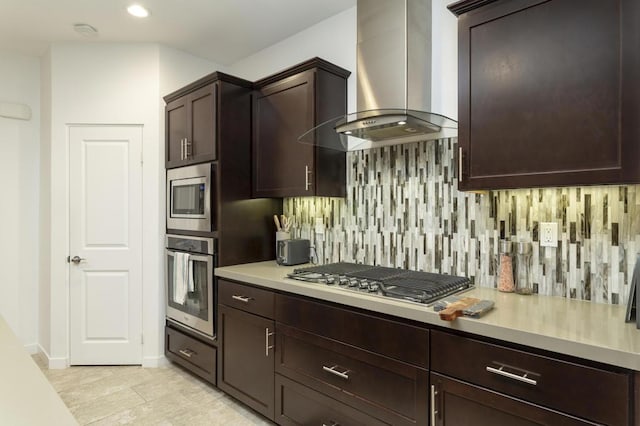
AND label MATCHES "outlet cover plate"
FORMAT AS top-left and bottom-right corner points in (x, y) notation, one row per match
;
(540, 222), (558, 247)
(315, 217), (324, 235)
